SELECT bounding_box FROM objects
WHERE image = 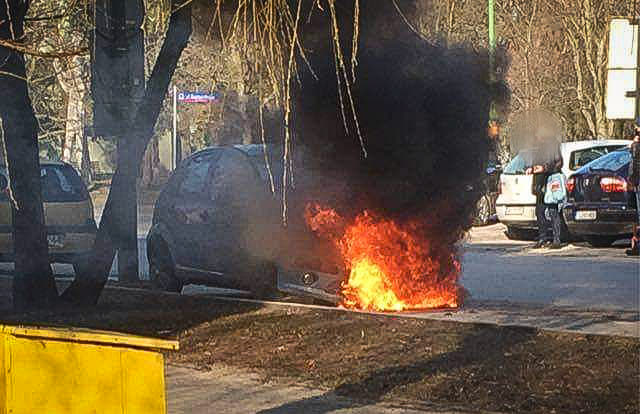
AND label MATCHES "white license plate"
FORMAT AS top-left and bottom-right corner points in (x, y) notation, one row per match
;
(575, 210), (597, 221)
(47, 234), (65, 249)
(506, 207), (524, 215)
